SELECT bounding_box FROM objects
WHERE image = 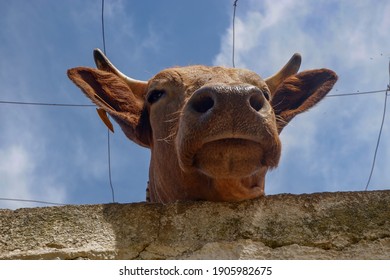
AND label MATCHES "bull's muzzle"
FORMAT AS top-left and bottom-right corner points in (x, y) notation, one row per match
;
(177, 83), (281, 178)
